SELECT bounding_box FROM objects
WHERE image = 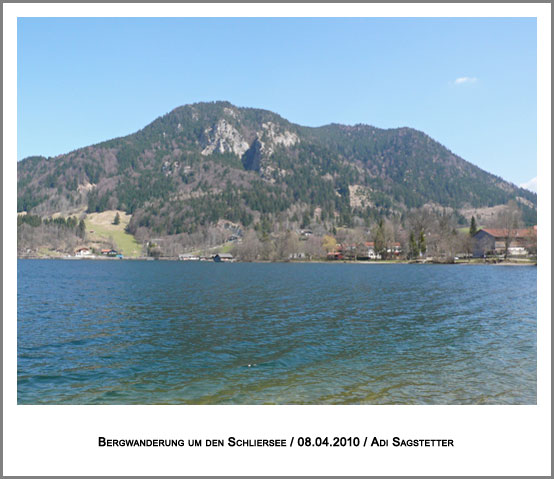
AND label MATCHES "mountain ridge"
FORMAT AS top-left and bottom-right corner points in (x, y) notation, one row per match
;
(18, 101), (537, 240)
